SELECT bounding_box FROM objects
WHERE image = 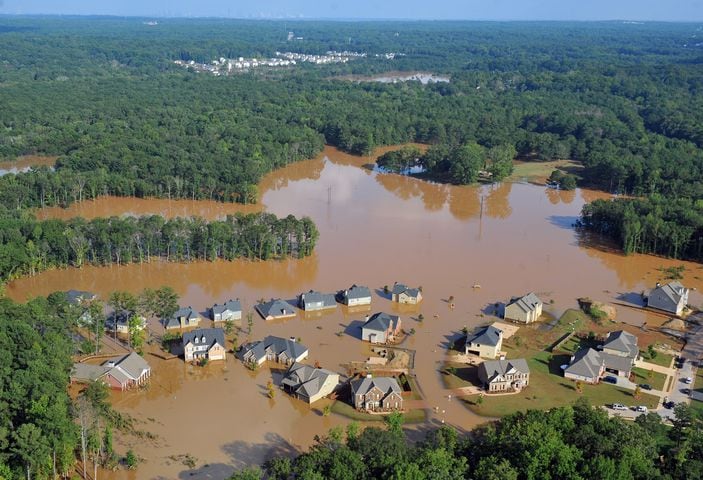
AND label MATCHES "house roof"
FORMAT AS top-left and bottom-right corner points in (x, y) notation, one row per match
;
(105, 352), (151, 379)
(392, 283), (420, 298)
(507, 292), (542, 313)
(65, 289), (97, 305)
(466, 325), (503, 348)
(71, 363), (109, 382)
(256, 299), (296, 318)
(350, 376), (401, 397)
(602, 330), (638, 358)
(212, 299), (242, 315)
(106, 310), (145, 328)
(362, 312), (399, 332)
(600, 352), (635, 373)
(652, 282), (688, 305)
(565, 348), (603, 379)
(299, 290), (337, 308)
(480, 358), (530, 384)
(182, 328), (226, 351)
(243, 336), (308, 362)
(342, 285), (371, 300)
(281, 363), (338, 399)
